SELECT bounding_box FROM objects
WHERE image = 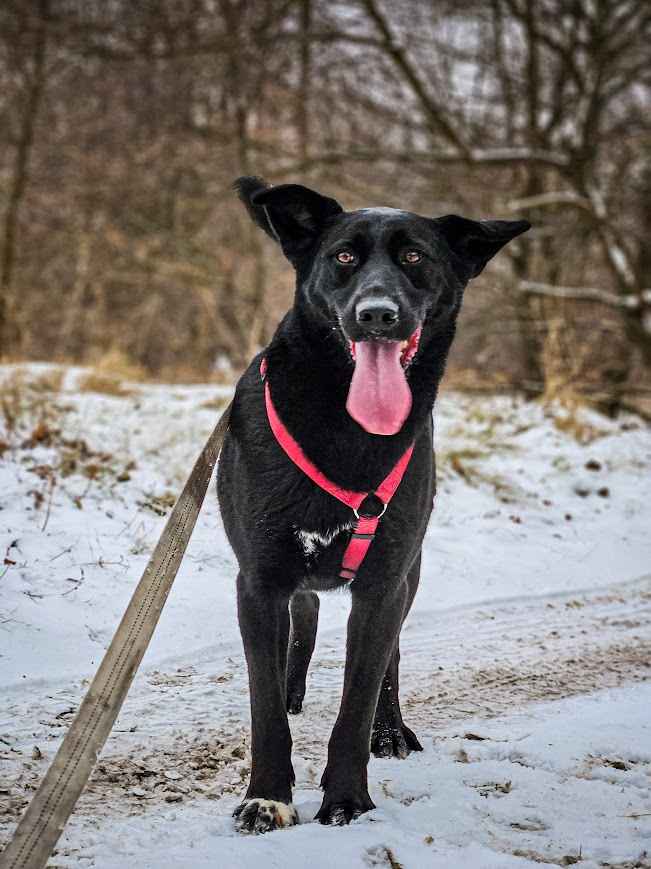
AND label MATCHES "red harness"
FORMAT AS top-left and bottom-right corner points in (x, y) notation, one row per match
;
(260, 358), (414, 581)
